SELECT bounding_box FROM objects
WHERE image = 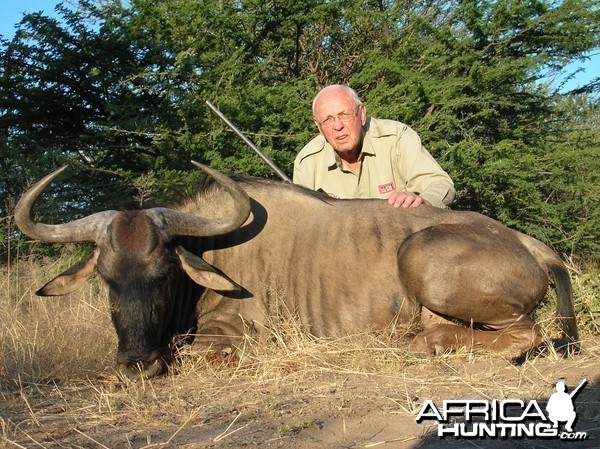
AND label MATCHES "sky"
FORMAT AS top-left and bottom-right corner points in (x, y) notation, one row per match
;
(1, 0), (598, 92)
